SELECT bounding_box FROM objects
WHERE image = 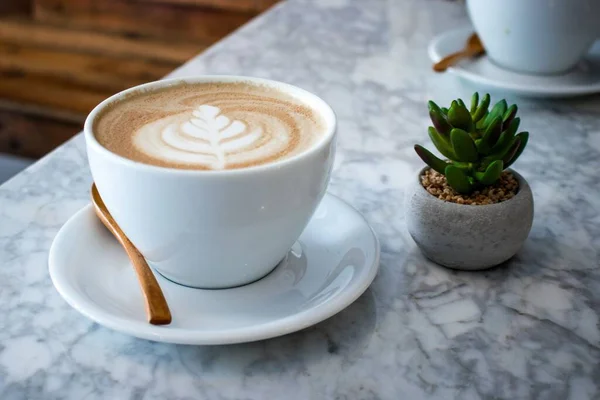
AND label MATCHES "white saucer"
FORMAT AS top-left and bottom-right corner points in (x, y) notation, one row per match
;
(49, 193), (380, 345)
(428, 27), (600, 98)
